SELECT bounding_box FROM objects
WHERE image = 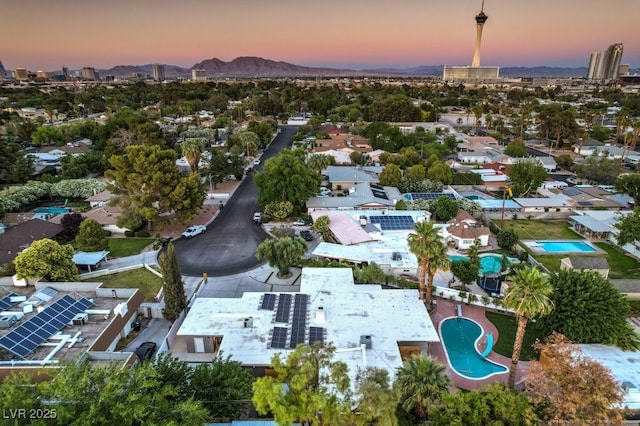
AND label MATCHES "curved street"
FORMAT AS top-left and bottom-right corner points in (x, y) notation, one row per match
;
(174, 126), (297, 277)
